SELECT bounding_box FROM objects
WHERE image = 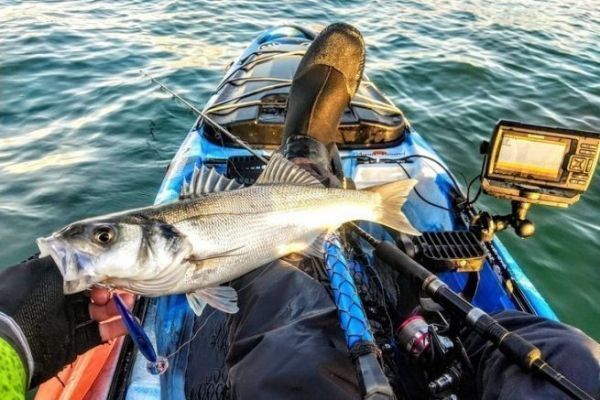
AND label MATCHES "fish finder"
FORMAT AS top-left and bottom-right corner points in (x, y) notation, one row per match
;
(482, 120), (600, 206)
(473, 120), (599, 239)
